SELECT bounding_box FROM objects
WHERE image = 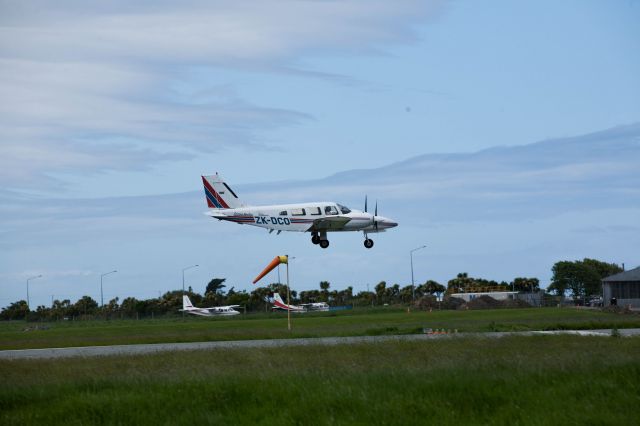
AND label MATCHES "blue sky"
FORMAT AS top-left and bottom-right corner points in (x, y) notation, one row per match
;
(1, 1), (639, 307)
